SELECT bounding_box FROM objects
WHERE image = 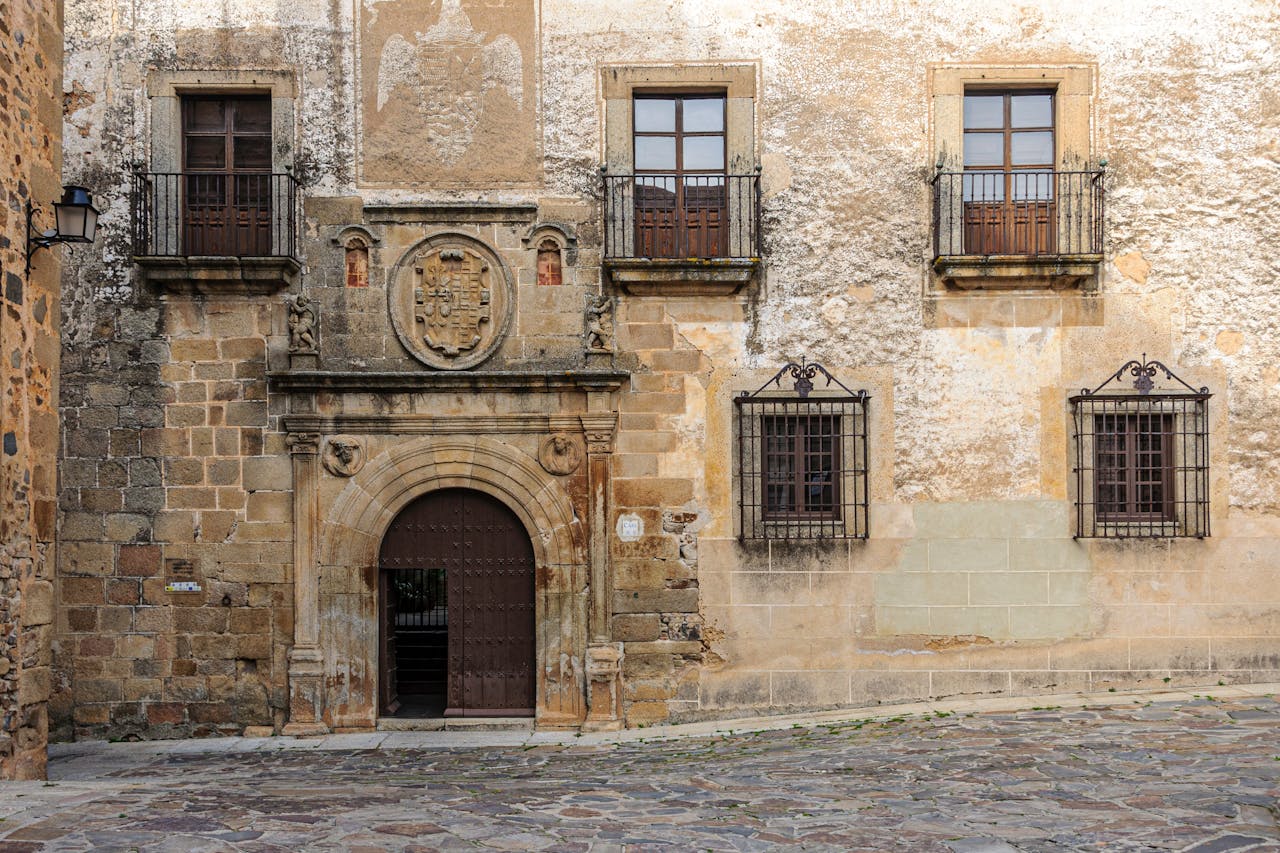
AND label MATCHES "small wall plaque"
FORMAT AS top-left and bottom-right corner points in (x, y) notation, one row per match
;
(165, 558), (203, 604)
(616, 513), (643, 542)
